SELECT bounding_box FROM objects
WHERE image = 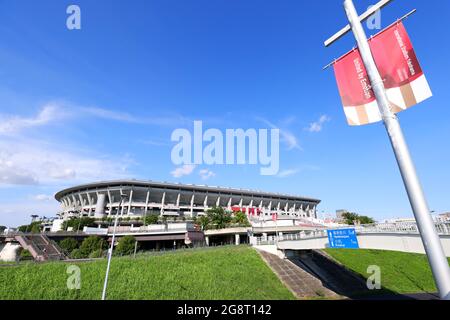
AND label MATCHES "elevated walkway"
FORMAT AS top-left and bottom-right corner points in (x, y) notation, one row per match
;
(253, 221), (450, 257)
